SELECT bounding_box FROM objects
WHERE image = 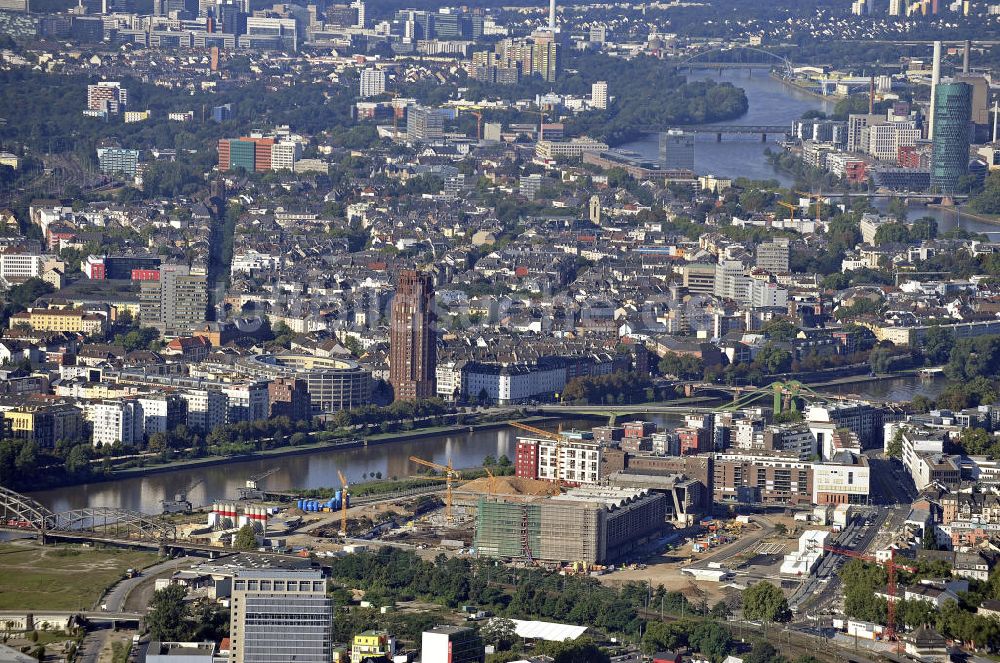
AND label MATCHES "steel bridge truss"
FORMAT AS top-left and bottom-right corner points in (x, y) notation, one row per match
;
(0, 486), (176, 541)
(678, 46), (795, 79)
